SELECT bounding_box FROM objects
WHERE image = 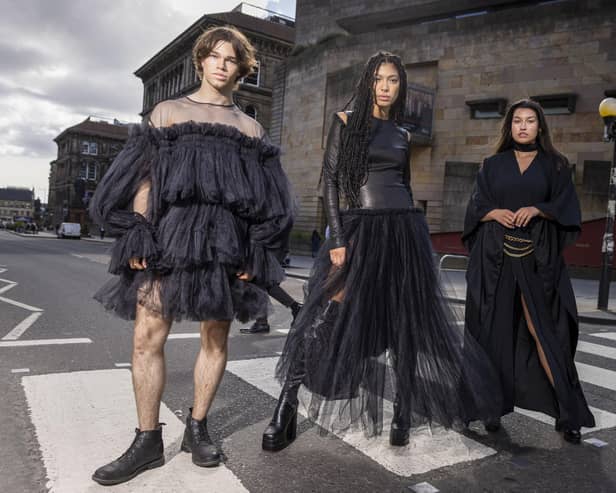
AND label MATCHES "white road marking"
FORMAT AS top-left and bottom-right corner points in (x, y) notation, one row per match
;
(0, 295), (43, 312)
(11, 368), (30, 373)
(577, 362), (616, 392)
(276, 328), (290, 335)
(583, 437), (608, 447)
(0, 279), (17, 295)
(410, 482), (440, 493)
(590, 332), (616, 343)
(577, 340), (616, 360)
(114, 363), (131, 368)
(2, 312), (43, 340)
(168, 333), (200, 340)
(515, 405), (616, 434)
(0, 338), (92, 348)
(226, 357), (496, 477)
(22, 369), (248, 493)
